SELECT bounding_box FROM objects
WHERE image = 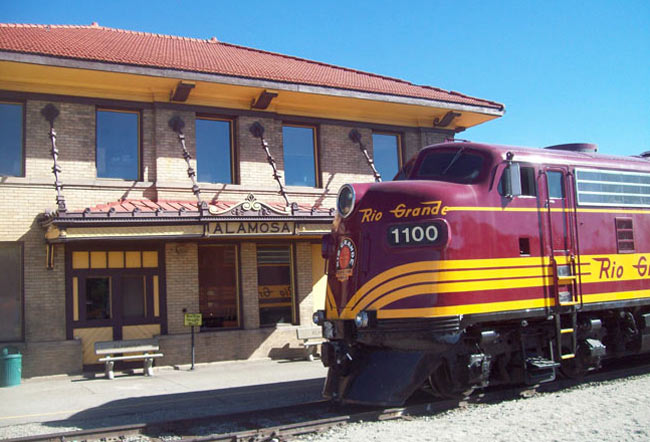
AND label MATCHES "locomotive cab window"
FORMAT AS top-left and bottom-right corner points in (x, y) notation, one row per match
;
(414, 149), (485, 184)
(498, 164), (537, 197)
(547, 171), (565, 199)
